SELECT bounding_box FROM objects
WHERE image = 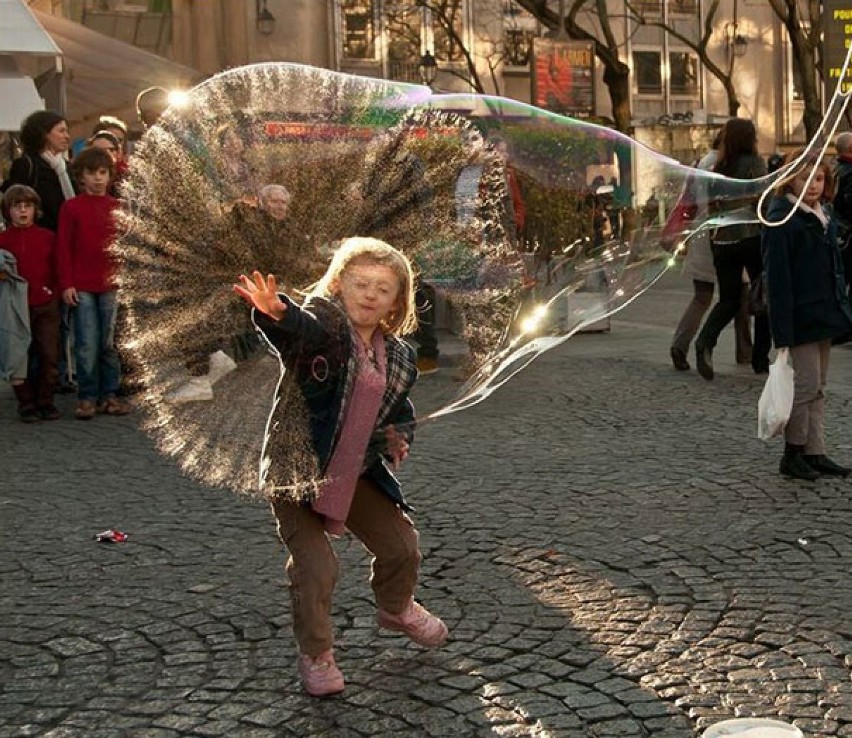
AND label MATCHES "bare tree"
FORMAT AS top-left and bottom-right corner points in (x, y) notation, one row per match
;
(765, 0), (823, 140)
(382, 0), (512, 94)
